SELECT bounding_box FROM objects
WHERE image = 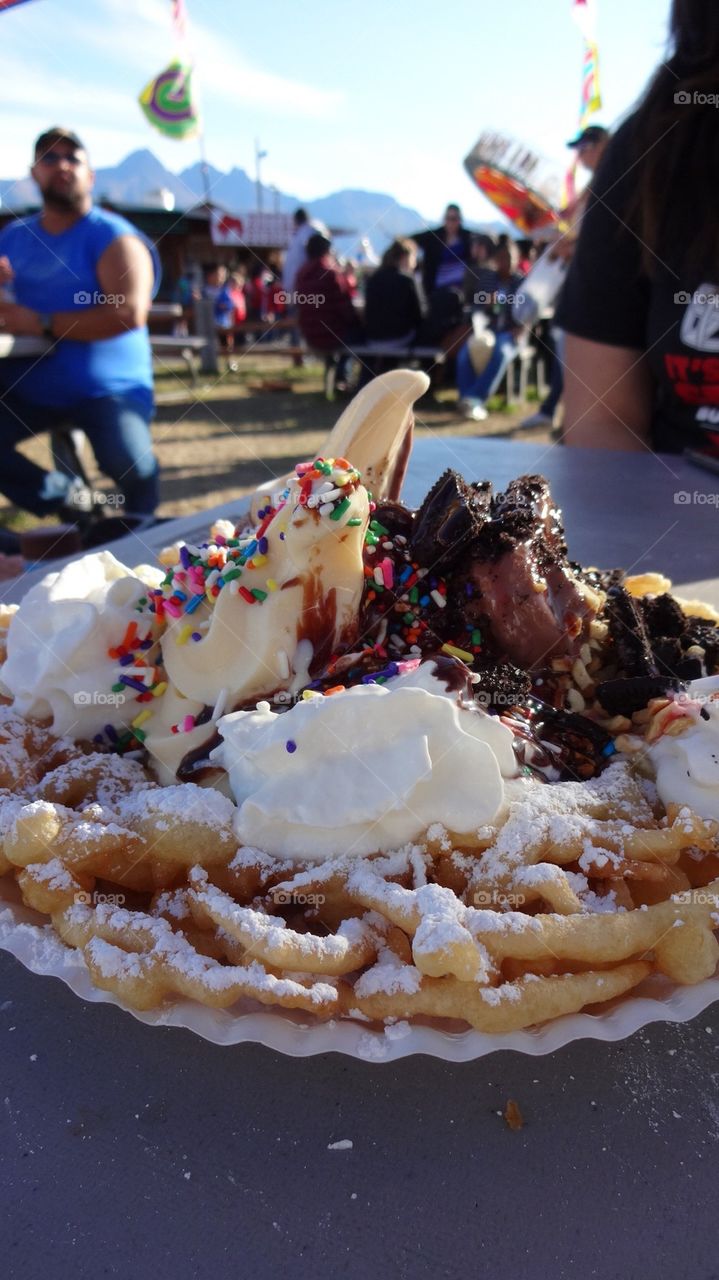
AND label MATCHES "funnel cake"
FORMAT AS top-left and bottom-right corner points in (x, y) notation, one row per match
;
(1, 370), (719, 1040)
